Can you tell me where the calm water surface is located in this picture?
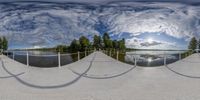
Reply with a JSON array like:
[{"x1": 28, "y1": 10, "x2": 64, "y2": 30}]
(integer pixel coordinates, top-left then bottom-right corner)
[
  {"x1": 7, "y1": 50, "x2": 88, "y2": 67},
  {"x1": 6, "y1": 50, "x2": 187, "y2": 67},
  {"x1": 116, "y1": 50, "x2": 187, "y2": 67}
]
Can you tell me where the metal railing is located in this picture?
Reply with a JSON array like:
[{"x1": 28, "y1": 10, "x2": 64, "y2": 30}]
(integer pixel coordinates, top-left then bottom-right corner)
[
  {"x1": 102, "y1": 49, "x2": 195, "y2": 67},
  {"x1": 3, "y1": 50, "x2": 95, "y2": 68}
]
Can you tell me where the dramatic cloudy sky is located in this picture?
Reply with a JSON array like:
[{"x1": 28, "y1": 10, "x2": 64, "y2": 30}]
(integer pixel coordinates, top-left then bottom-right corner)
[{"x1": 0, "y1": 0, "x2": 200, "y2": 50}]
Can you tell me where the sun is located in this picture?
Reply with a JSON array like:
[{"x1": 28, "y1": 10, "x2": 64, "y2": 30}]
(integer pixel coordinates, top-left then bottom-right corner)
[
  {"x1": 147, "y1": 57, "x2": 152, "y2": 62},
  {"x1": 147, "y1": 38, "x2": 153, "y2": 44},
  {"x1": 33, "y1": 45, "x2": 40, "y2": 49}
]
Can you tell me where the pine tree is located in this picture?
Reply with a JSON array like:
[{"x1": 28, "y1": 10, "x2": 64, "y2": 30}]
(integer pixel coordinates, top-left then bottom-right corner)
[
  {"x1": 79, "y1": 36, "x2": 89, "y2": 51},
  {"x1": 103, "y1": 32, "x2": 110, "y2": 48},
  {"x1": 0, "y1": 37, "x2": 2, "y2": 50},
  {"x1": 188, "y1": 37, "x2": 197, "y2": 51},
  {"x1": 2, "y1": 37, "x2": 8, "y2": 50},
  {"x1": 93, "y1": 35, "x2": 102, "y2": 50},
  {"x1": 69, "y1": 39, "x2": 81, "y2": 52}
]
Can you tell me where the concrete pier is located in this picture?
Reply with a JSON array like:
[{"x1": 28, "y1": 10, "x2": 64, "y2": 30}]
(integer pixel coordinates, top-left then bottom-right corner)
[{"x1": 1, "y1": 51, "x2": 200, "y2": 100}]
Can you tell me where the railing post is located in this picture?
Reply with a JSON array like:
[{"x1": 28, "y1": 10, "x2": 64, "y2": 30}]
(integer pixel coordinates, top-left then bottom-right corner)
[
  {"x1": 78, "y1": 51, "x2": 80, "y2": 60},
  {"x1": 164, "y1": 54, "x2": 166, "y2": 66},
  {"x1": 85, "y1": 51, "x2": 87, "y2": 57},
  {"x1": 12, "y1": 51, "x2": 15, "y2": 60},
  {"x1": 134, "y1": 56, "x2": 137, "y2": 67},
  {"x1": 179, "y1": 53, "x2": 181, "y2": 60},
  {"x1": 109, "y1": 50, "x2": 111, "y2": 56},
  {"x1": 116, "y1": 51, "x2": 119, "y2": 60},
  {"x1": 27, "y1": 51, "x2": 29, "y2": 67},
  {"x1": 185, "y1": 52, "x2": 187, "y2": 57},
  {"x1": 58, "y1": 52, "x2": 61, "y2": 68}
]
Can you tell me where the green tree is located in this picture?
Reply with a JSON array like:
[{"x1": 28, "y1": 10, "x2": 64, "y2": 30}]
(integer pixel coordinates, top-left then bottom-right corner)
[
  {"x1": 2, "y1": 37, "x2": 8, "y2": 50},
  {"x1": 107, "y1": 39, "x2": 113, "y2": 49},
  {"x1": 56, "y1": 45, "x2": 68, "y2": 52},
  {"x1": 112, "y1": 40, "x2": 119, "y2": 49},
  {"x1": 118, "y1": 38, "x2": 126, "y2": 51},
  {"x1": 0, "y1": 37, "x2": 2, "y2": 50},
  {"x1": 69, "y1": 39, "x2": 81, "y2": 52},
  {"x1": 93, "y1": 35, "x2": 102, "y2": 50},
  {"x1": 198, "y1": 39, "x2": 200, "y2": 51},
  {"x1": 79, "y1": 36, "x2": 89, "y2": 51},
  {"x1": 188, "y1": 37, "x2": 197, "y2": 51},
  {"x1": 103, "y1": 32, "x2": 110, "y2": 48},
  {"x1": 121, "y1": 38, "x2": 126, "y2": 50}
]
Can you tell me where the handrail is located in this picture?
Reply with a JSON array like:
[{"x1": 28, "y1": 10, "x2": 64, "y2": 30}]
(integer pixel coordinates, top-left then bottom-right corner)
[
  {"x1": 2, "y1": 50, "x2": 95, "y2": 68},
  {"x1": 102, "y1": 49, "x2": 195, "y2": 67}
]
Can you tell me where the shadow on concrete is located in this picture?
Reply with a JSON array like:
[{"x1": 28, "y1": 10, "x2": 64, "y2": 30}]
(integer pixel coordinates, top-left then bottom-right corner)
[
  {"x1": 0, "y1": 53, "x2": 96, "y2": 89},
  {"x1": 165, "y1": 65, "x2": 200, "y2": 79},
  {"x1": 165, "y1": 53, "x2": 200, "y2": 79},
  {"x1": 0, "y1": 72, "x2": 25, "y2": 79},
  {"x1": 69, "y1": 64, "x2": 136, "y2": 79}
]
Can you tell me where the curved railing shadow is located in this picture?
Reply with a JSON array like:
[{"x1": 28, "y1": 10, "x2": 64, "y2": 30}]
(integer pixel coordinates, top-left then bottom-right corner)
[
  {"x1": 165, "y1": 64, "x2": 200, "y2": 79},
  {"x1": 0, "y1": 53, "x2": 96, "y2": 89},
  {"x1": 164, "y1": 52, "x2": 200, "y2": 79},
  {"x1": 69, "y1": 52, "x2": 137, "y2": 79},
  {"x1": 0, "y1": 72, "x2": 25, "y2": 79},
  {"x1": 178, "y1": 53, "x2": 200, "y2": 63},
  {"x1": 0, "y1": 57, "x2": 25, "y2": 79},
  {"x1": 165, "y1": 53, "x2": 200, "y2": 79},
  {"x1": 69, "y1": 64, "x2": 136, "y2": 79}
]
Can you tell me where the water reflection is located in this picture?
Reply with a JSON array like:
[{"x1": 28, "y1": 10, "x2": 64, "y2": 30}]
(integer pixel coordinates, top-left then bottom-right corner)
[
  {"x1": 147, "y1": 57, "x2": 152, "y2": 62},
  {"x1": 119, "y1": 50, "x2": 186, "y2": 67},
  {"x1": 5, "y1": 50, "x2": 92, "y2": 68}
]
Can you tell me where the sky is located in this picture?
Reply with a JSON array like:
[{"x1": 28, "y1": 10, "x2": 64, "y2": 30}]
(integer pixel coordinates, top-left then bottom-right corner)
[
  {"x1": 0, "y1": 0, "x2": 200, "y2": 50},
  {"x1": 0, "y1": 0, "x2": 200, "y2": 4}
]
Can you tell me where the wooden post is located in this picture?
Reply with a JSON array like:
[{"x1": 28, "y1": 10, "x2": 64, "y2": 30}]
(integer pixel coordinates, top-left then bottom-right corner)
[
  {"x1": 58, "y1": 52, "x2": 61, "y2": 68},
  {"x1": 85, "y1": 51, "x2": 87, "y2": 57}
]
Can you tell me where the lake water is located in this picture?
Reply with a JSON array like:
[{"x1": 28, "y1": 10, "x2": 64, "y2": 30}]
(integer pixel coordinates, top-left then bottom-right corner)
[
  {"x1": 5, "y1": 50, "x2": 188, "y2": 67},
  {"x1": 117, "y1": 50, "x2": 187, "y2": 67},
  {"x1": 6, "y1": 50, "x2": 90, "y2": 67}
]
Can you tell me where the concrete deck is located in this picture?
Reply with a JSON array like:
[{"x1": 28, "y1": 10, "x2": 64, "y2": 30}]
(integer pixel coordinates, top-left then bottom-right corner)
[{"x1": 1, "y1": 51, "x2": 200, "y2": 100}]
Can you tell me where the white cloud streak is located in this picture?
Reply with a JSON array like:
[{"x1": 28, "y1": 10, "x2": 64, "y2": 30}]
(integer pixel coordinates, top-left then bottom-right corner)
[{"x1": 0, "y1": 2, "x2": 199, "y2": 49}]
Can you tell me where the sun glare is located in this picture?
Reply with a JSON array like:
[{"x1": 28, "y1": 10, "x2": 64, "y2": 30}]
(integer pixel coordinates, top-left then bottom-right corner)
[
  {"x1": 147, "y1": 38, "x2": 153, "y2": 44},
  {"x1": 147, "y1": 57, "x2": 152, "y2": 62}
]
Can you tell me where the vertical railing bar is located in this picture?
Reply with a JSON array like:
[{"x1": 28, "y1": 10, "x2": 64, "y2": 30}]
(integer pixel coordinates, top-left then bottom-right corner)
[
  {"x1": 164, "y1": 54, "x2": 166, "y2": 66},
  {"x1": 27, "y1": 51, "x2": 29, "y2": 67},
  {"x1": 134, "y1": 56, "x2": 137, "y2": 67},
  {"x1": 117, "y1": 51, "x2": 119, "y2": 60},
  {"x1": 78, "y1": 51, "x2": 80, "y2": 60},
  {"x1": 58, "y1": 52, "x2": 61, "y2": 68},
  {"x1": 13, "y1": 51, "x2": 15, "y2": 60}
]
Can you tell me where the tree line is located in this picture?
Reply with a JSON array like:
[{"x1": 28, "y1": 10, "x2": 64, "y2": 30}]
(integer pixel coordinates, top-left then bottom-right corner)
[
  {"x1": 56, "y1": 32, "x2": 126, "y2": 53},
  {"x1": 188, "y1": 37, "x2": 200, "y2": 51},
  {"x1": 0, "y1": 36, "x2": 8, "y2": 51}
]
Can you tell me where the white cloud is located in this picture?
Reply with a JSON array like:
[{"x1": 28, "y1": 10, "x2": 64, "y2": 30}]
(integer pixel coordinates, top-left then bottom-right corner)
[
  {"x1": 0, "y1": 2, "x2": 200, "y2": 49},
  {"x1": 126, "y1": 37, "x2": 179, "y2": 49},
  {"x1": 105, "y1": 2, "x2": 200, "y2": 39}
]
